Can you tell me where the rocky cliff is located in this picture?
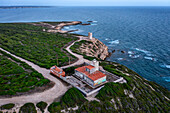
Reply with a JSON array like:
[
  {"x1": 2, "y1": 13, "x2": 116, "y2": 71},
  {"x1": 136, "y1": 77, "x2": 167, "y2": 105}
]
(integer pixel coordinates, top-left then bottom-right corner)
[{"x1": 73, "y1": 38, "x2": 109, "y2": 60}]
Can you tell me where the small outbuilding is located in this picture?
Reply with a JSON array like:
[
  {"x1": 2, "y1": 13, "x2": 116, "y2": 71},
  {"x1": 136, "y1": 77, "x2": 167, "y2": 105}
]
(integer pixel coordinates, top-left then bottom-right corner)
[{"x1": 50, "y1": 65, "x2": 65, "y2": 77}]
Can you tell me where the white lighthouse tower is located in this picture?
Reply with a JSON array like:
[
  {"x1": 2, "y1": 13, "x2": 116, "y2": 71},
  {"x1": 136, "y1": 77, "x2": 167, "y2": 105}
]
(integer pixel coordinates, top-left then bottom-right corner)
[{"x1": 90, "y1": 59, "x2": 99, "y2": 71}]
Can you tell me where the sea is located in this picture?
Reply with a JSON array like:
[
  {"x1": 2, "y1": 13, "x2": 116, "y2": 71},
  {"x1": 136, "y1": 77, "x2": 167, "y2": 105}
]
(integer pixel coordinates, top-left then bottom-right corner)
[{"x1": 0, "y1": 6, "x2": 169, "y2": 90}]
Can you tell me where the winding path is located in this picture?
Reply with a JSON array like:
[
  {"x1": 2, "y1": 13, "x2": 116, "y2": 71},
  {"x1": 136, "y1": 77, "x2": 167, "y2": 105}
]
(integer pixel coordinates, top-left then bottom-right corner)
[
  {"x1": 61, "y1": 36, "x2": 90, "y2": 69},
  {"x1": 0, "y1": 47, "x2": 68, "y2": 106},
  {"x1": 0, "y1": 35, "x2": 89, "y2": 107}
]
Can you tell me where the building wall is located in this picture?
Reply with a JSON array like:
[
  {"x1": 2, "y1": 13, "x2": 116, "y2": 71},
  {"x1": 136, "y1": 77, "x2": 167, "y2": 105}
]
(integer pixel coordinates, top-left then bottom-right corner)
[
  {"x1": 75, "y1": 70, "x2": 94, "y2": 85},
  {"x1": 90, "y1": 59, "x2": 99, "y2": 71},
  {"x1": 94, "y1": 76, "x2": 106, "y2": 86},
  {"x1": 75, "y1": 70, "x2": 83, "y2": 78},
  {"x1": 89, "y1": 68, "x2": 96, "y2": 74}
]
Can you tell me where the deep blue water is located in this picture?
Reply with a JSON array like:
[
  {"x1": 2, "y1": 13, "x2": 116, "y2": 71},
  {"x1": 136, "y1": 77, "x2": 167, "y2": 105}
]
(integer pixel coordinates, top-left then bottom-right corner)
[{"x1": 0, "y1": 6, "x2": 169, "y2": 90}]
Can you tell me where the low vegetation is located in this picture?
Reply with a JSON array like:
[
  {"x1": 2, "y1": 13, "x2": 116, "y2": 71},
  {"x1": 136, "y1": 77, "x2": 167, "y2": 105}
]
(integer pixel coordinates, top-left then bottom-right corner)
[
  {"x1": 63, "y1": 66, "x2": 77, "y2": 76},
  {"x1": 0, "y1": 50, "x2": 50, "y2": 96},
  {"x1": 94, "y1": 61, "x2": 170, "y2": 112},
  {"x1": 0, "y1": 23, "x2": 78, "y2": 68},
  {"x1": 36, "y1": 101, "x2": 48, "y2": 112},
  {"x1": 47, "y1": 87, "x2": 87, "y2": 112},
  {"x1": 4, "y1": 61, "x2": 170, "y2": 112},
  {"x1": 96, "y1": 82, "x2": 128, "y2": 101},
  {"x1": 0, "y1": 103, "x2": 15, "y2": 110},
  {"x1": 0, "y1": 22, "x2": 169, "y2": 112},
  {"x1": 61, "y1": 87, "x2": 87, "y2": 107},
  {"x1": 48, "y1": 61, "x2": 169, "y2": 113},
  {"x1": 19, "y1": 103, "x2": 37, "y2": 113},
  {"x1": 48, "y1": 102, "x2": 62, "y2": 113}
]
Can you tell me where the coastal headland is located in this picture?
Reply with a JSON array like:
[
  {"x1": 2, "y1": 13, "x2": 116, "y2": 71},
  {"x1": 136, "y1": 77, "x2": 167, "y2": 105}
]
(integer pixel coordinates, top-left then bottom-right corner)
[{"x1": 0, "y1": 21, "x2": 169, "y2": 113}]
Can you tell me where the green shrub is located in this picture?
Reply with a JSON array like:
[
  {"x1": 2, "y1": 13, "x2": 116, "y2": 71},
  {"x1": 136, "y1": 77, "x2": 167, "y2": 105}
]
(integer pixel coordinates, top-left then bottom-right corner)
[
  {"x1": 0, "y1": 52, "x2": 50, "y2": 96},
  {"x1": 0, "y1": 23, "x2": 78, "y2": 68},
  {"x1": 0, "y1": 103, "x2": 15, "y2": 110},
  {"x1": 61, "y1": 87, "x2": 87, "y2": 107},
  {"x1": 64, "y1": 67, "x2": 76, "y2": 75},
  {"x1": 48, "y1": 102, "x2": 61, "y2": 113},
  {"x1": 36, "y1": 101, "x2": 48, "y2": 112},
  {"x1": 96, "y1": 82, "x2": 126, "y2": 101},
  {"x1": 19, "y1": 103, "x2": 37, "y2": 113}
]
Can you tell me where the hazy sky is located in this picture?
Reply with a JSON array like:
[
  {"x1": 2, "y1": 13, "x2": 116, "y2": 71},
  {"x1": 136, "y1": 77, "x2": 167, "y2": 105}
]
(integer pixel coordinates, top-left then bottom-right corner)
[{"x1": 1, "y1": 0, "x2": 170, "y2": 6}]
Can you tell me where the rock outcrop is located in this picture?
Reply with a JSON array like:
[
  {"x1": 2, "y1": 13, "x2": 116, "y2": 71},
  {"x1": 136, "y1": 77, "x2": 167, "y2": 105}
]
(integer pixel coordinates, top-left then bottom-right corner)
[{"x1": 78, "y1": 38, "x2": 109, "y2": 60}]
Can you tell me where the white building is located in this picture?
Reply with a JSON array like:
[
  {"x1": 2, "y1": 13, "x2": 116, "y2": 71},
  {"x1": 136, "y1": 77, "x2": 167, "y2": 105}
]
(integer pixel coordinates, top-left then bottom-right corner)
[{"x1": 75, "y1": 59, "x2": 106, "y2": 87}]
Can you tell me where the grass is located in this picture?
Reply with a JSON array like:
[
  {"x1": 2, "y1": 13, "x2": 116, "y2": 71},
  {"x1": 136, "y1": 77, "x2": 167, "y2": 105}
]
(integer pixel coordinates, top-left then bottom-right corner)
[
  {"x1": 0, "y1": 50, "x2": 50, "y2": 96},
  {"x1": 0, "y1": 23, "x2": 78, "y2": 68}
]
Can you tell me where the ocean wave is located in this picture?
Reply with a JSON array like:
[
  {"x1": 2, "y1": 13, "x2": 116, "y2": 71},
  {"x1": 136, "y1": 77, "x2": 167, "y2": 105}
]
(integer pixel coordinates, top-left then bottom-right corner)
[
  {"x1": 91, "y1": 24, "x2": 97, "y2": 26},
  {"x1": 135, "y1": 48, "x2": 150, "y2": 54},
  {"x1": 105, "y1": 38, "x2": 109, "y2": 40},
  {"x1": 162, "y1": 77, "x2": 170, "y2": 82},
  {"x1": 93, "y1": 21, "x2": 98, "y2": 23},
  {"x1": 144, "y1": 56, "x2": 157, "y2": 61},
  {"x1": 146, "y1": 53, "x2": 155, "y2": 57},
  {"x1": 109, "y1": 40, "x2": 119, "y2": 44},
  {"x1": 128, "y1": 51, "x2": 135, "y2": 55},
  {"x1": 160, "y1": 64, "x2": 170, "y2": 69},
  {"x1": 64, "y1": 27, "x2": 70, "y2": 29},
  {"x1": 117, "y1": 58, "x2": 123, "y2": 60},
  {"x1": 129, "y1": 54, "x2": 140, "y2": 58}
]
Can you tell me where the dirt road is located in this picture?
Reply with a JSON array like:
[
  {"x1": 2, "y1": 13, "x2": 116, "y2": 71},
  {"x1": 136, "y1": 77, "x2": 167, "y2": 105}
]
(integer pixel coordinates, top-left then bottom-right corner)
[{"x1": 0, "y1": 48, "x2": 68, "y2": 106}]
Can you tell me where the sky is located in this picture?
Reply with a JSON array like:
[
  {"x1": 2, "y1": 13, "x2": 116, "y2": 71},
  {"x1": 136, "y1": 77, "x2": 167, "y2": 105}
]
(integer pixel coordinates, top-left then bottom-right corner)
[{"x1": 1, "y1": 0, "x2": 170, "y2": 6}]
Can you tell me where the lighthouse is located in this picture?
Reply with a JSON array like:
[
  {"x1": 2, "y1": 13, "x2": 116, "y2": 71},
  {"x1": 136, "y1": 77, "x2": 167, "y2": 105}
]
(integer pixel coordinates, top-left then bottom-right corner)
[{"x1": 88, "y1": 32, "x2": 93, "y2": 40}]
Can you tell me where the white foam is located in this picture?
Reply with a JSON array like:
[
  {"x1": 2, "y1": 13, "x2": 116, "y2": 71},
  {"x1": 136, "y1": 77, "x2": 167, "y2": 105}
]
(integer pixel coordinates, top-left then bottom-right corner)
[
  {"x1": 105, "y1": 38, "x2": 108, "y2": 40},
  {"x1": 128, "y1": 51, "x2": 134, "y2": 55},
  {"x1": 162, "y1": 77, "x2": 170, "y2": 82},
  {"x1": 109, "y1": 40, "x2": 119, "y2": 44},
  {"x1": 129, "y1": 54, "x2": 140, "y2": 58},
  {"x1": 64, "y1": 27, "x2": 69, "y2": 29},
  {"x1": 93, "y1": 21, "x2": 98, "y2": 23},
  {"x1": 146, "y1": 53, "x2": 155, "y2": 57},
  {"x1": 144, "y1": 56, "x2": 152, "y2": 60},
  {"x1": 135, "y1": 48, "x2": 150, "y2": 54},
  {"x1": 91, "y1": 24, "x2": 97, "y2": 26},
  {"x1": 160, "y1": 64, "x2": 170, "y2": 69},
  {"x1": 117, "y1": 58, "x2": 123, "y2": 60}
]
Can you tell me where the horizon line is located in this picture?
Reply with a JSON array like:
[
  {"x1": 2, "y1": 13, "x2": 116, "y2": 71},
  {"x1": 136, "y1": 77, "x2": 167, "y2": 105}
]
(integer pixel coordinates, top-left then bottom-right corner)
[{"x1": 1, "y1": 5, "x2": 170, "y2": 7}]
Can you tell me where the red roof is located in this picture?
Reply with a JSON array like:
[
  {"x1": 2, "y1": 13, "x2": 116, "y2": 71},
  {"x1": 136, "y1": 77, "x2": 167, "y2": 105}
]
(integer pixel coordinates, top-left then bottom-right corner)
[
  {"x1": 75, "y1": 66, "x2": 106, "y2": 81},
  {"x1": 51, "y1": 66, "x2": 61, "y2": 72},
  {"x1": 50, "y1": 65, "x2": 65, "y2": 77},
  {"x1": 86, "y1": 65, "x2": 95, "y2": 69}
]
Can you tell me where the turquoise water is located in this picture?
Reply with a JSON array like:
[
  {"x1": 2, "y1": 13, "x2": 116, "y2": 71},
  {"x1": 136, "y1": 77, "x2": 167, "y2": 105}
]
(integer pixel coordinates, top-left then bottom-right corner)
[{"x1": 0, "y1": 6, "x2": 169, "y2": 90}]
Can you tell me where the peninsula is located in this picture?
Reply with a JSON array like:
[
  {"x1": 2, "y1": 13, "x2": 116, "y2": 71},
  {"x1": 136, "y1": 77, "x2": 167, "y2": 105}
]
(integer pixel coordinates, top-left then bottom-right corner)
[{"x1": 0, "y1": 21, "x2": 169, "y2": 113}]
